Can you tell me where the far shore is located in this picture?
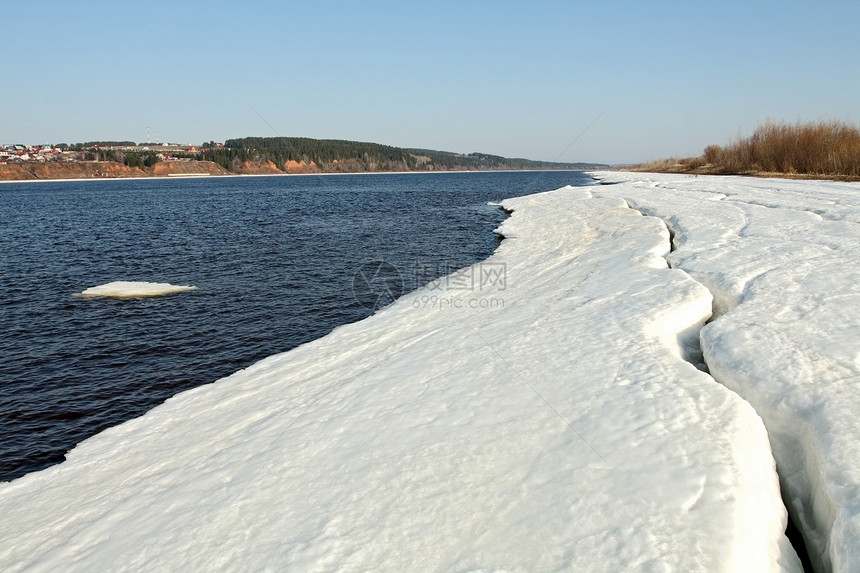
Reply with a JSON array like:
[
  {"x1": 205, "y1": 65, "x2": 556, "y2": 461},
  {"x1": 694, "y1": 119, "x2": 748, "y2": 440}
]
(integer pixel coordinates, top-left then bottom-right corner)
[
  {"x1": 0, "y1": 164, "x2": 587, "y2": 185},
  {"x1": 6, "y1": 162, "x2": 857, "y2": 186}
]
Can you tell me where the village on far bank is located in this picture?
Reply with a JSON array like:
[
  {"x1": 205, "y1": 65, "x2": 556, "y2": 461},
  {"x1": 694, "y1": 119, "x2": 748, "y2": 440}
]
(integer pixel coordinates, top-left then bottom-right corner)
[{"x1": 0, "y1": 142, "x2": 219, "y2": 165}]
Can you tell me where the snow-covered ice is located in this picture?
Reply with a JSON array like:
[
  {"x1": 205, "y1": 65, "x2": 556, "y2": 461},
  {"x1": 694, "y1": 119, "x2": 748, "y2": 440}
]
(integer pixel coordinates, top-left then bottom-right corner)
[
  {"x1": 0, "y1": 184, "x2": 801, "y2": 571},
  {"x1": 75, "y1": 280, "x2": 198, "y2": 298},
  {"x1": 592, "y1": 171, "x2": 860, "y2": 571}
]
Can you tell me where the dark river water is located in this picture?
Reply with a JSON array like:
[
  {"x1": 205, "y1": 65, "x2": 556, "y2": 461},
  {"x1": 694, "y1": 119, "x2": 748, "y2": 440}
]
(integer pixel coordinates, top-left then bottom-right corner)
[{"x1": 0, "y1": 170, "x2": 593, "y2": 481}]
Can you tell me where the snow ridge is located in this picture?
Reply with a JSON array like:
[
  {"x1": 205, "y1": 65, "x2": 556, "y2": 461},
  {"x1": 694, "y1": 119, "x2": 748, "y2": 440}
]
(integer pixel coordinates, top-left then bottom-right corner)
[
  {"x1": 621, "y1": 200, "x2": 710, "y2": 371},
  {"x1": 593, "y1": 171, "x2": 860, "y2": 572}
]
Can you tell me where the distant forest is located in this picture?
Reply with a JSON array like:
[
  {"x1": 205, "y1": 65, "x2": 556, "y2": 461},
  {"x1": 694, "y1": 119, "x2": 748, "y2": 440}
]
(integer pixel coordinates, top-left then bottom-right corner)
[{"x1": 200, "y1": 137, "x2": 605, "y2": 173}]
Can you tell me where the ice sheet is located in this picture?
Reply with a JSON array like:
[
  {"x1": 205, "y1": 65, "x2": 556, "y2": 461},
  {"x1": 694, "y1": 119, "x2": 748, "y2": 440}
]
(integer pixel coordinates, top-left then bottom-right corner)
[
  {"x1": 592, "y1": 171, "x2": 860, "y2": 571},
  {"x1": 0, "y1": 186, "x2": 798, "y2": 571},
  {"x1": 75, "y1": 280, "x2": 198, "y2": 298}
]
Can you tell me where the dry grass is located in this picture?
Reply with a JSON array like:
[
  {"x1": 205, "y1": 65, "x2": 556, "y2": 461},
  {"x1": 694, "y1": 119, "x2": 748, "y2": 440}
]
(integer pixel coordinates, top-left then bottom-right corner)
[
  {"x1": 630, "y1": 119, "x2": 860, "y2": 180},
  {"x1": 629, "y1": 156, "x2": 707, "y2": 173}
]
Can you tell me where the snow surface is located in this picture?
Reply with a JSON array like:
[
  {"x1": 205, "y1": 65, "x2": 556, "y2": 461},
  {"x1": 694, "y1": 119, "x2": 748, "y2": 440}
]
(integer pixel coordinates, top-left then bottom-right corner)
[
  {"x1": 75, "y1": 280, "x2": 198, "y2": 298},
  {"x1": 0, "y1": 185, "x2": 802, "y2": 571},
  {"x1": 592, "y1": 171, "x2": 860, "y2": 571}
]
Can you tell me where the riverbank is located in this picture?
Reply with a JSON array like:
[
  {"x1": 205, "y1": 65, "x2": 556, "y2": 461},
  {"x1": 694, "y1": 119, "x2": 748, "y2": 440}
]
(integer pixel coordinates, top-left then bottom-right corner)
[
  {"x1": 0, "y1": 160, "x2": 232, "y2": 181},
  {"x1": 0, "y1": 158, "x2": 603, "y2": 182},
  {"x1": 624, "y1": 160, "x2": 860, "y2": 182}
]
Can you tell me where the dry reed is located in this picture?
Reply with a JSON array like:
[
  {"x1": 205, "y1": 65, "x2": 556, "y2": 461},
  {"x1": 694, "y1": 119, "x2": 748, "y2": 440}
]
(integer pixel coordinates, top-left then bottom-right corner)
[{"x1": 632, "y1": 119, "x2": 860, "y2": 179}]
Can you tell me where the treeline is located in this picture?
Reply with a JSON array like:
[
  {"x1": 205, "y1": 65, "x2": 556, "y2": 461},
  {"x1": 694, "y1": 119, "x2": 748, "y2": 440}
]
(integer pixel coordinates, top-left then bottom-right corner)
[
  {"x1": 404, "y1": 148, "x2": 599, "y2": 171},
  {"x1": 200, "y1": 136, "x2": 601, "y2": 173},
  {"x1": 634, "y1": 119, "x2": 860, "y2": 179},
  {"x1": 71, "y1": 147, "x2": 163, "y2": 167},
  {"x1": 119, "y1": 151, "x2": 162, "y2": 168},
  {"x1": 67, "y1": 141, "x2": 138, "y2": 150},
  {"x1": 202, "y1": 137, "x2": 418, "y2": 172}
]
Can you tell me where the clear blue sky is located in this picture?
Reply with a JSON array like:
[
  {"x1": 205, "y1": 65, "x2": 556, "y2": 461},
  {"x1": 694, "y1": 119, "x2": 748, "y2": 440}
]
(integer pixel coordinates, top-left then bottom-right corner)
[{"x1": 4, "y1": 0, "x2": 859, "y2": 164}]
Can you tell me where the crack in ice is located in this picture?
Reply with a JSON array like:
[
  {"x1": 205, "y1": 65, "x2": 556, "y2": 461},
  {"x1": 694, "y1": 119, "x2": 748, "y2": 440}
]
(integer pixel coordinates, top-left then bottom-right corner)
[{"x1": 595, "y1": 171, "x2": 860, "y2": 572}]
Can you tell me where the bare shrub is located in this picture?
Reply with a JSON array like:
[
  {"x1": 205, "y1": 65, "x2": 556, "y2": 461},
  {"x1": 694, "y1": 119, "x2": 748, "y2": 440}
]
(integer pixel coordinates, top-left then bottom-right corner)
[{"x1": 700, "y1": 119, "x2": 860, "y2": 177}]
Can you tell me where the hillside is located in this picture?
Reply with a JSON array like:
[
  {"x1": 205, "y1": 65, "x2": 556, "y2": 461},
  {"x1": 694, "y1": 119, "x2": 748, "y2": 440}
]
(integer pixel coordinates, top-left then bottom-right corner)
[
  {"x1": 202, "y1": 137, "x2": 605, "y2": 174},
  {"x1": 403, "y1": 148, "x2": 602, "y2": 171},
  {"x1": 1, "y1": 137, "x2": 606, "y2": 181},
  {"x1": 0, "y1": 161, "x2": 230, "y2": 181}
]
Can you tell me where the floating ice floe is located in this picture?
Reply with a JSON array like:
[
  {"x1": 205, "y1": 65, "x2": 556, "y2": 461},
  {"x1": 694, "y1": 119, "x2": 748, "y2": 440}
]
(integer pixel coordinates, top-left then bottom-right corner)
[
  {"x1": 592, "y1": 171, "x2": 860, "y2": 571},
  {"x1": 0, "y1": 184, "x2": 801, "y2": 571},
  {"x1": 75, "y1": 281, "x2": 197, "y2": 298}
]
